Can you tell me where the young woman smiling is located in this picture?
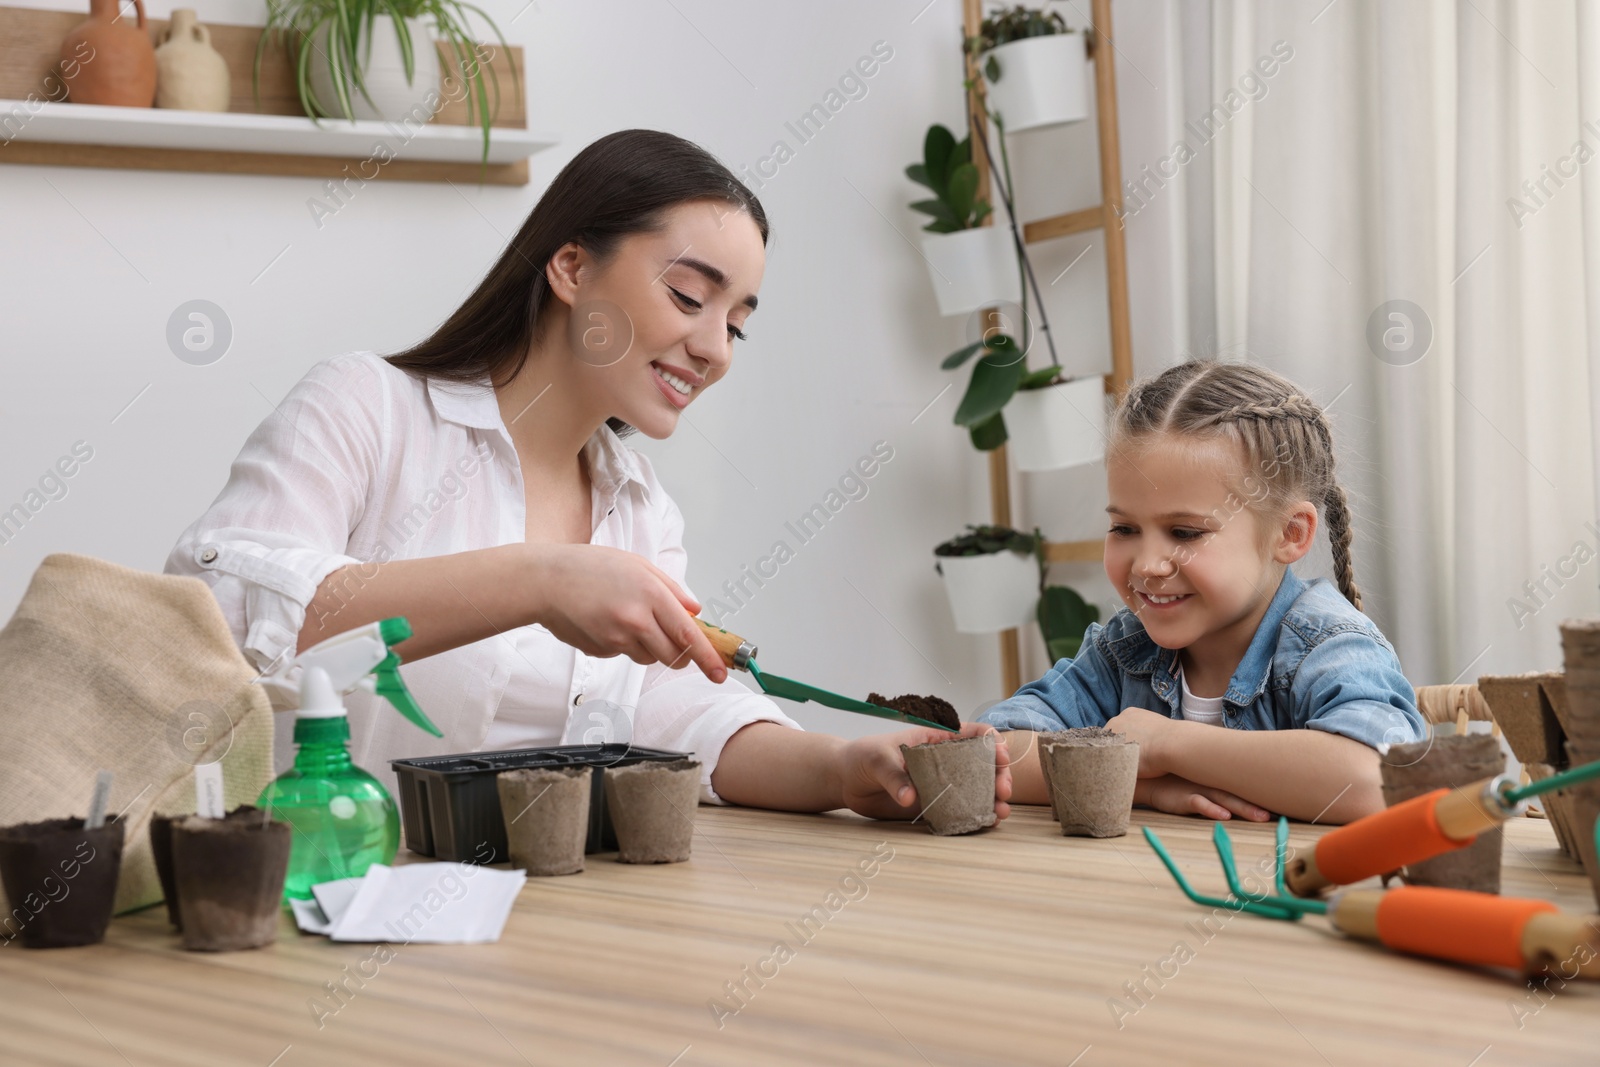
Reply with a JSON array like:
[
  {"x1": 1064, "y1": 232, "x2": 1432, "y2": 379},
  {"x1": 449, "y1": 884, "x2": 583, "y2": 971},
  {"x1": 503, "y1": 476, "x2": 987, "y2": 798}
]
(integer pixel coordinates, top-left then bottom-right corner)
[{"x1": 166, "y1": 129, "x2": 1009, "y2": 822}]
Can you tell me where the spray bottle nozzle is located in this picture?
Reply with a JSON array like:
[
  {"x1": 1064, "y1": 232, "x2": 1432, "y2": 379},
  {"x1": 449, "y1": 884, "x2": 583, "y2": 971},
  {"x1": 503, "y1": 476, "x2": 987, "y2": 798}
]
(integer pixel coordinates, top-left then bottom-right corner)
[{"x1": 277, "y1": 616, "x2": 443, "y2": 738}]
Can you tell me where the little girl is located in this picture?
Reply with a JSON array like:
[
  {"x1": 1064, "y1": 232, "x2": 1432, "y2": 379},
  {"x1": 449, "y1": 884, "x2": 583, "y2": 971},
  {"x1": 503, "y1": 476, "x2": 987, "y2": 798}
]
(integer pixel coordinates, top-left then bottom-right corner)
[{"x1": 980, "y1": 360, "x2": 1424, "y2": 824}]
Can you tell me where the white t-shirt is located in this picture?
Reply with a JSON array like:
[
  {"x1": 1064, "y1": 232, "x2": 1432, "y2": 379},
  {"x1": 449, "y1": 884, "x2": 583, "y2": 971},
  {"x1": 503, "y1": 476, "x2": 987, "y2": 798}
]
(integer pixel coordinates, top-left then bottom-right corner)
[
  {"x1": 164, "y1": 351, "x2": 802, "y2": 803},
  {"x1": 1177, "y1": 664, "x2": 1227, "y2": 726}
]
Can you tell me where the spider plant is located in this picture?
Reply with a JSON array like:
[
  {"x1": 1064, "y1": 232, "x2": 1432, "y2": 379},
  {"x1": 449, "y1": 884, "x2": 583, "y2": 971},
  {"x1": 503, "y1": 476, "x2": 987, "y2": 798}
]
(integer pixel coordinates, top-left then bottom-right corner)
[{"x1": 253, "y1": 0, "x2": 520, "y2": 167}]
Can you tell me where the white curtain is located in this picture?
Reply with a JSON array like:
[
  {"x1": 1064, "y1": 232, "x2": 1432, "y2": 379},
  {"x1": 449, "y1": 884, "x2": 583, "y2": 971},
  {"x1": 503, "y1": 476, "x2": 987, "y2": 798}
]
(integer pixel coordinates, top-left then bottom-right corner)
[{"x1": 1133, "y1": 0, "x2": 1599, "y2": 684}]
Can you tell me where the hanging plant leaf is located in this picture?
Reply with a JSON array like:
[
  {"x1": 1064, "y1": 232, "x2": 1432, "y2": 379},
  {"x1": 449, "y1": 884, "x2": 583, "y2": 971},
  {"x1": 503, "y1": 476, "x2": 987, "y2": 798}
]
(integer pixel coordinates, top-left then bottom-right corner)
[
  {"x1": 924, "y1": 124, "x2": 956, "y2": 193},
  {"x1": 945, "y1": 163, "x2": 979, "y2": 227},
  {"x1": 911, "y1": 198, "x2": 960, "y2": 230},
  {"x1": 905, "y1": 163, "x2": 936, "y2": 191},
  {"x1": 981, "y1": 332, "x2": 1025, "y2": 368},
  {"x1": 985, "y1": 54, "x2": 1001, "y2": 82},
  {"x1": 1017, "y1": 365, "x2": 1065, "y2": 390},
  {"x1": 969, "y1": 411, "x2": 1008, "y2": 450},
  {"x1": 941, "y1": 340, "x2": 988, "y2": 371},
  {"x1": 953, "y1": 352, "x2": 1023, "y2": 427},
  {"x1": 1038, "y1": 585, "x2": 1099, "y2": 662}
]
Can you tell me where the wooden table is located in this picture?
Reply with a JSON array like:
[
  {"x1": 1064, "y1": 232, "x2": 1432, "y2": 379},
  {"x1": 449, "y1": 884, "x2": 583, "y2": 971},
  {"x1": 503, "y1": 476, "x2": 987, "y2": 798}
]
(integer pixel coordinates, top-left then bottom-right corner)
[{"x1": 2, "y1": 805, "x2": 1596, "y2": 1067}]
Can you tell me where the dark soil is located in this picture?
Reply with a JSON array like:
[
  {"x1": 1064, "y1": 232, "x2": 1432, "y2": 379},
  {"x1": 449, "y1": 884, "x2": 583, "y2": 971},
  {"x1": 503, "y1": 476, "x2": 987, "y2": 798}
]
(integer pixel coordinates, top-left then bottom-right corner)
[{"x1": 868, "y1": 693, "x2": 960, "y2": 730}]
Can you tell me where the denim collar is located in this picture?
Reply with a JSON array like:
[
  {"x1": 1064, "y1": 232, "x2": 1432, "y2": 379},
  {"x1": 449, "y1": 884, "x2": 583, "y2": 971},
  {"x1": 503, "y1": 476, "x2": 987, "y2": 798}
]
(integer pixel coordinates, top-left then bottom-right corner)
[{"x1": 1107, "y1": 567, "x2": 1306, "y2": 708}]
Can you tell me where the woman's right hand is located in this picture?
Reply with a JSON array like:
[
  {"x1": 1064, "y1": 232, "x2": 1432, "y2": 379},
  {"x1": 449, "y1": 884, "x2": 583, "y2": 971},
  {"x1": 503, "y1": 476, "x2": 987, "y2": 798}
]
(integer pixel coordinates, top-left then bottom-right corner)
[
  {"x1": 1135, "y1": 774, "x2": 1271, "y2": 822},
  {"x1": 524, "y1": 543, "x2": 727, "y2": 683}
]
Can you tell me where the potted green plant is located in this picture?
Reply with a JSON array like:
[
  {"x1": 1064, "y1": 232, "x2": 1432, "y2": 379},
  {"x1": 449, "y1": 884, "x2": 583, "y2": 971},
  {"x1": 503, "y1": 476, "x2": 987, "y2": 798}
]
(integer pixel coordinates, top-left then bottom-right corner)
[
  {"x1": 966, "y1": 3, "x2": 1088, "y2": 132},
  {"x1": 934, "y1": 95, "x2": 1106, "y2": 468},
  {"x1": 908, "y1": 123, "x2": 1022, "y2": 317},
  {"x1": 253, "y1": 0, "x2": 518, "y2": 165},
  {"x1": 934, "y1": 525, "x2": 1099, "y2": 657}
]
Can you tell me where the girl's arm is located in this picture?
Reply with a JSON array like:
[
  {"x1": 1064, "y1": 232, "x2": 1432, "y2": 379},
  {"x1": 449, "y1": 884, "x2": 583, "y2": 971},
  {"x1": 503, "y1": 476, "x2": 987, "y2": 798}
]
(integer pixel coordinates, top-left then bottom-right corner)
[
  {"x1": 711, "y1": 721, "x2": 1013, "y2": 821},
  {"x1": 1109, "y1": 708, "x2": 1384, "y2": 823}
]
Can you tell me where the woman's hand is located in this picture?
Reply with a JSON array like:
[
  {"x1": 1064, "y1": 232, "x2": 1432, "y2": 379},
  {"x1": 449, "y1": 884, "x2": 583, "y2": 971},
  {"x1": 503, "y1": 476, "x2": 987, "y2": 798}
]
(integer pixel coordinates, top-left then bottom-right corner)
[
  {"x1": 1135, "y1": 774, "x2": 1271, "y2": 822},
  {"x1": 523, "y1": 543, "x2": 727, "y2": 682},
  {"x1": 834, "y1": 722, "x2": 1012, "y2": 822}
]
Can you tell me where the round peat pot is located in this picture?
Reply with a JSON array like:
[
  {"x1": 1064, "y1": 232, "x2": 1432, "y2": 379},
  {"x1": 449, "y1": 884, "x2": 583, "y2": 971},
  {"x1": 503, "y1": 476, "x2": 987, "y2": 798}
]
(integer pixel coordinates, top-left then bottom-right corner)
[
  {"x1": 937, "y1": 549, "x2": 1039, "y2": 634},
  {"x1": 1005, "y1": 376, "x2": 1107, "y2": 472},
  {"x1": 919, "y1": 225, "x2": 1023, "y2": 317},
  {"x1": 1041, "y1": 732, "x2": 1139, "y2": 837},
  {"x1": 604, "y1": 759, "x2": 702, "y2": 864},
  {"x1": 497, "y1": 766, "x2": 592, "y2": 876},
  {"x1": 0, "y1": 817, "x2": 124, "y2": 948},
  {"x1": 900, "y1": 734, "x2": 998, "y2": 836},
  {"x1": 1563, "y1": 738, "x2": 1600, "y2": 909},
  {"x1": 980, "y1": 31, "x2": 1089, "y2": 132},
  {"x1": 148, "y1": 812, "x2": 182, "y2": 929},
  {"x1": 171, "y1": 809, "x2": 291, "y2": 951}
]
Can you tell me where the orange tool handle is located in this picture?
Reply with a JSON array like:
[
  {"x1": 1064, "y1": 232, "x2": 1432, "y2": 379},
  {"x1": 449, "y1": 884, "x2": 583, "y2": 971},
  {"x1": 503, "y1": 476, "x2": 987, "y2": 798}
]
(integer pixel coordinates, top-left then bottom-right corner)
[
  {"x1": 1328, "y1": 887, "x2": 1600, "y2": 976},
  {"x1": 1287, "y1": 789, "x2": 1461, "y2": 893},
  {"x1": 694, "y1": 617, "x2": 755, "y2": 671}
]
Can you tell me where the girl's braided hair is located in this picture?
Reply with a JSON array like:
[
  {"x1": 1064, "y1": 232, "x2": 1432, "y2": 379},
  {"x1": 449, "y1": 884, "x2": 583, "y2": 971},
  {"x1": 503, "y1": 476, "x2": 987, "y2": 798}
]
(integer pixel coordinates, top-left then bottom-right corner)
[{"x1": 1108, "y1": 360, "x2": 1363, "y2": 611}]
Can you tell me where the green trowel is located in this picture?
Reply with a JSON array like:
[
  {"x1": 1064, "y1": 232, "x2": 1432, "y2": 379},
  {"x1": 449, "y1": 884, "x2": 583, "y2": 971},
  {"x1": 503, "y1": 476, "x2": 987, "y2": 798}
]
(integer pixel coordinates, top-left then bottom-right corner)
[{"x1": 694, "y1": 618, "x2": 958, "y2": 733}]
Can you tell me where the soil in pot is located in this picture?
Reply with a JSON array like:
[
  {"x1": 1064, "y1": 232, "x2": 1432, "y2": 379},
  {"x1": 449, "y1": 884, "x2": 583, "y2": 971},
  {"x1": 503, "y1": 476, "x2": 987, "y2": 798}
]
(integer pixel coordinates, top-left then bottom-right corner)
[
  {"x1": 1379, "y1": 735, "x2": 1505, "y2": 894},
  {"x1": 900, "y1": 734, "x2": 997, "y2": 836},
  {"x1": 1040, "y1": 730, "x2": 1139, "y2": 837},
  {"x1": 0, "y1": 816, "x2": 124, "y2": 948},
  {"x1": 171, "y1": 808, "x2": 291, "y2": 952},
  {"x1": 868, "y1": 693, "x2": 960, "y2": 730},
  {"x1": 603, "y1": 759, "x2": 702, "y2": 864},
  {"x1": 497, "y1": 766, "x2": 592, "y2": 876}
]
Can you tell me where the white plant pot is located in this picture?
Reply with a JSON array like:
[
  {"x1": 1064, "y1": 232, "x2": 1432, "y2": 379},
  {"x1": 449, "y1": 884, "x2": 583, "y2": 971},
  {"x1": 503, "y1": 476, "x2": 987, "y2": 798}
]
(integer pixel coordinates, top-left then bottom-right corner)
[
  {"x1": 981, "y1": 32, "x2": 1089, "y2": 133},
  {"x1": 937, "y1": 550, "x2": 1039, "y2": 634},
  {"x1": 1006, "y1": 376, "x2": 1107, "y2": 472},
  {"x1": 920, "y1": 226, "x2": 1023, "y2": 317},
  {"x1": 308, "y1": 17, "x2": 442, "y2": 123}
]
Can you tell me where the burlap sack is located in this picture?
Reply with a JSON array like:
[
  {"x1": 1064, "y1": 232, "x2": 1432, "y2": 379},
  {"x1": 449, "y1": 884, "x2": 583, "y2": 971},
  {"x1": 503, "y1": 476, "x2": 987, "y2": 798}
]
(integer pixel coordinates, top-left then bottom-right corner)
[{"x1": 0, "y1": 554, "x2": 272, "y2": 916}]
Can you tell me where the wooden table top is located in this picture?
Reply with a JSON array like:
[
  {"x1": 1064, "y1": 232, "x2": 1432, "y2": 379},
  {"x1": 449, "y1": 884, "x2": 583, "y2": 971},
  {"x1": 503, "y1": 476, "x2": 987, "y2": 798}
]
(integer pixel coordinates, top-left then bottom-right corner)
[{"x1": 2, "y1": 804, "x2": 1595, "y2": 1067}]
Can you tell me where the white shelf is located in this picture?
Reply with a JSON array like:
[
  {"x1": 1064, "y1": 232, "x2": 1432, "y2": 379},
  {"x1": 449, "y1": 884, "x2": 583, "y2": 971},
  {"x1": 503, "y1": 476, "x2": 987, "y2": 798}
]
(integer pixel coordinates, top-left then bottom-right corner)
[{"x1": 0, "y1": 98, "x2": 556, "y2": 165}]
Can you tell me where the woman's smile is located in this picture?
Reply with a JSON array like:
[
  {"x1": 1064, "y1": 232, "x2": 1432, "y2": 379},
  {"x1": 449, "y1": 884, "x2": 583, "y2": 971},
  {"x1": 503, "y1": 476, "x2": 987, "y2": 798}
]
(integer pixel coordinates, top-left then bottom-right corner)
[{"x1": 650, "y1": 361, "x2": 699, "y2": 408}]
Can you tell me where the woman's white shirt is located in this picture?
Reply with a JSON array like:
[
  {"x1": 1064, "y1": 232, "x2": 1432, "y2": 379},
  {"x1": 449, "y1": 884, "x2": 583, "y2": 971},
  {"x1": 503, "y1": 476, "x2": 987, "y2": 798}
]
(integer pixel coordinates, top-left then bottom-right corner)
[{"x1": 163, "y1": 350, "x2": 802, "y2": 802}]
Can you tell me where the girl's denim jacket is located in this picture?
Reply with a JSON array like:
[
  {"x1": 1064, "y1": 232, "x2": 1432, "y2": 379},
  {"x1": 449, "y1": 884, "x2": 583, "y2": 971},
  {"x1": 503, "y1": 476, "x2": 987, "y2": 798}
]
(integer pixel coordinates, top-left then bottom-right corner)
[{"x1": 978, "y1": 568, "x2": 1425, "y2": 750}]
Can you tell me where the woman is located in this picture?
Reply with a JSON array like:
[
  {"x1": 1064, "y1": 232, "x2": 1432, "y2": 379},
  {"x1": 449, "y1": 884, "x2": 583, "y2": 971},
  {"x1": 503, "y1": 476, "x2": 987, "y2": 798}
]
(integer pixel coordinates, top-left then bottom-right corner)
[{"x1": 165, "y1": 129, "x2": 1010, "y2": 821}]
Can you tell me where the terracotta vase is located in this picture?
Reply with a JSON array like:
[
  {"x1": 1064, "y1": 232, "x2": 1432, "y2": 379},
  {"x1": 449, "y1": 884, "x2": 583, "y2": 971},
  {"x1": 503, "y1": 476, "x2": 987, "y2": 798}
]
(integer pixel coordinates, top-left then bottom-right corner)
[
  {"x1": 155, "y1": 9, "x2": 230, "y2": 112},
  {"x1": 59, "y1": 0, "x2": 157, "y2": 107}
]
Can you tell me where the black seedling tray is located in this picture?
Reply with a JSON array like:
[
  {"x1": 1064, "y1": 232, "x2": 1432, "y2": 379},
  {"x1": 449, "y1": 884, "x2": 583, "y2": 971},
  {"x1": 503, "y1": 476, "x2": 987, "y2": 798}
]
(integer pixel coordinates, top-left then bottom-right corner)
[{"x1": 390, "y1": 744, "x2": 689, "y2": 863}]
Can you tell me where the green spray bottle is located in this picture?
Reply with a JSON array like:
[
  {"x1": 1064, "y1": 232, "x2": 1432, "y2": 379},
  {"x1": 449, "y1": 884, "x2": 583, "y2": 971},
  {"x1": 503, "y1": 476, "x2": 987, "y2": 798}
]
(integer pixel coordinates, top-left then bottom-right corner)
[{"x1": 257, "y1": 618, "x2": 442, "y2": 900}]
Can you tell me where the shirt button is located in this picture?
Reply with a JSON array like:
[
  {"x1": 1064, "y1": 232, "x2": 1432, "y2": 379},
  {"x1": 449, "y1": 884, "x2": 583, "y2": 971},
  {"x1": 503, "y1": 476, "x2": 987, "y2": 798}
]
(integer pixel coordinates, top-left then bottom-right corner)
[
  {"x1": 573, "y1": 693, "x2": 584, "y2": 706},
  {"x1": 198, "y1": 547, "x2": 218, "y2": 564}
]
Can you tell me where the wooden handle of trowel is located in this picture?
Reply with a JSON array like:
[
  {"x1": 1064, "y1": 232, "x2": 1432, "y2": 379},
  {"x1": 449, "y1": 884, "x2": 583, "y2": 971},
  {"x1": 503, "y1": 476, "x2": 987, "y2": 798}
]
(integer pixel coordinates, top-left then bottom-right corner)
[
  {"x1": 1328, "y1": 887, "x2": 1600, "y2": 978},
  {"x1": 694, "y1": 617, "x2": 756, "y2": 671}
]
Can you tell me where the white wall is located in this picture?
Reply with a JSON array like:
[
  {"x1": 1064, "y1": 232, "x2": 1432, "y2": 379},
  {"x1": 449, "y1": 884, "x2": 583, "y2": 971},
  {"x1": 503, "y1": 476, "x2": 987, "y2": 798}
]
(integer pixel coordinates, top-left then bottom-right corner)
[{"x1": 1, "y1": 1, "x2": 1187, "y2": 743}]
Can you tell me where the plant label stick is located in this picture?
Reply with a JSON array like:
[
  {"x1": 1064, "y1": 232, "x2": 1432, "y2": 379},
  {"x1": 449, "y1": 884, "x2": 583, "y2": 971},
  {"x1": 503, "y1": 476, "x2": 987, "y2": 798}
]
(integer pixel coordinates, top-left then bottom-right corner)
[
  {"x1": 85, "y1": 769, "x2": 113, "y2": 829},
  {"x1": 195, "y1": 762, "x2": 225, "y2": 819}
]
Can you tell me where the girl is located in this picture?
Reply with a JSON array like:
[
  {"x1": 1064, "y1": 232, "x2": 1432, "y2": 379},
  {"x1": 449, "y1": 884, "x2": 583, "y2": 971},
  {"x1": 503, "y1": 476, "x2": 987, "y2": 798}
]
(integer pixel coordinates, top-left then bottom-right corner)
[
  {"x1": 165, "y1": 129, "x2": 1009, "y2": 824},
  {"x1": 980, "y1": 360, "x2": 1423, "y2": 824}
]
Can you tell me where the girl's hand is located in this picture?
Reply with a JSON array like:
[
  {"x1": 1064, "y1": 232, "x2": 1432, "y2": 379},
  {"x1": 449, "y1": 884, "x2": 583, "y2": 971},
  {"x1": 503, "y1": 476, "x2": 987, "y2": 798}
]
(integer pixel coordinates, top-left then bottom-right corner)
[
  {"x1": 835, "y1": 722, "x2": 1013, "y2": 822},
  {"x1": 524, "y1": 543, "x2": 728, "y2": 682},
  {"x1": 1106, "y1": 706, "x2": 1177, "y2": 776},
  {"x1": 1136, "y1": 774, "x2": 1272, "y2": 822}
]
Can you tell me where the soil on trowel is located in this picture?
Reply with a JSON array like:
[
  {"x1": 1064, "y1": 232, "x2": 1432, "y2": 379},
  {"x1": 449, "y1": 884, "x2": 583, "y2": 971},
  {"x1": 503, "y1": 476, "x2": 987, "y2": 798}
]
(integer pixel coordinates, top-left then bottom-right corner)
[{"x1": 867, "y1": 693, "x2": 960, "y2": 730}]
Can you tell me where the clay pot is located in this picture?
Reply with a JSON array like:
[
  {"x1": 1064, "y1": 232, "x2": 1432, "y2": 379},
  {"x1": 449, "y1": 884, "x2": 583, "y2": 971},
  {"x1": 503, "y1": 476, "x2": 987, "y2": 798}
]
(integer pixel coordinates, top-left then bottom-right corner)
[
  {"x1": 900, "y1": 735, "x2": 998, "y2": 836},
  {"x1": 171, "y1": 809, "x2": 290, "y2": 951},
  {"x1": 1380, "y1": 735, "x2": 1505, "y2": 894},
  {"x1": 60, "y1": 0, "x2": 158, "y2": 107},
  {"x1": 1040, "y1": 731, "x2": 1139, "y2": 837},
  {"x1": 0, "y1": 817, "x2": 124, "y2": 948},
  {"x1": 603, "y1": 759, "x2": 701, "y2": 863},
  {"x1": 497, "y1": 767, "x2": 591, "y2": 876},
  {"x1": 154, "y1": 9, "x2": 230, "y2": 112},
  {"x1": 148, "y1": 812, "x2": 182, "y2": 928}
]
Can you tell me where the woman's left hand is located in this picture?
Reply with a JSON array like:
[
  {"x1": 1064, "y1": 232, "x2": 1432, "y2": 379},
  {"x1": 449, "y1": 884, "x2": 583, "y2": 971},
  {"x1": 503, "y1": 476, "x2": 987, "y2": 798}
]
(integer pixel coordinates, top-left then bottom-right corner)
[{"x1": 834, "y1": 721, "x2": 1012, "y2": 822}]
